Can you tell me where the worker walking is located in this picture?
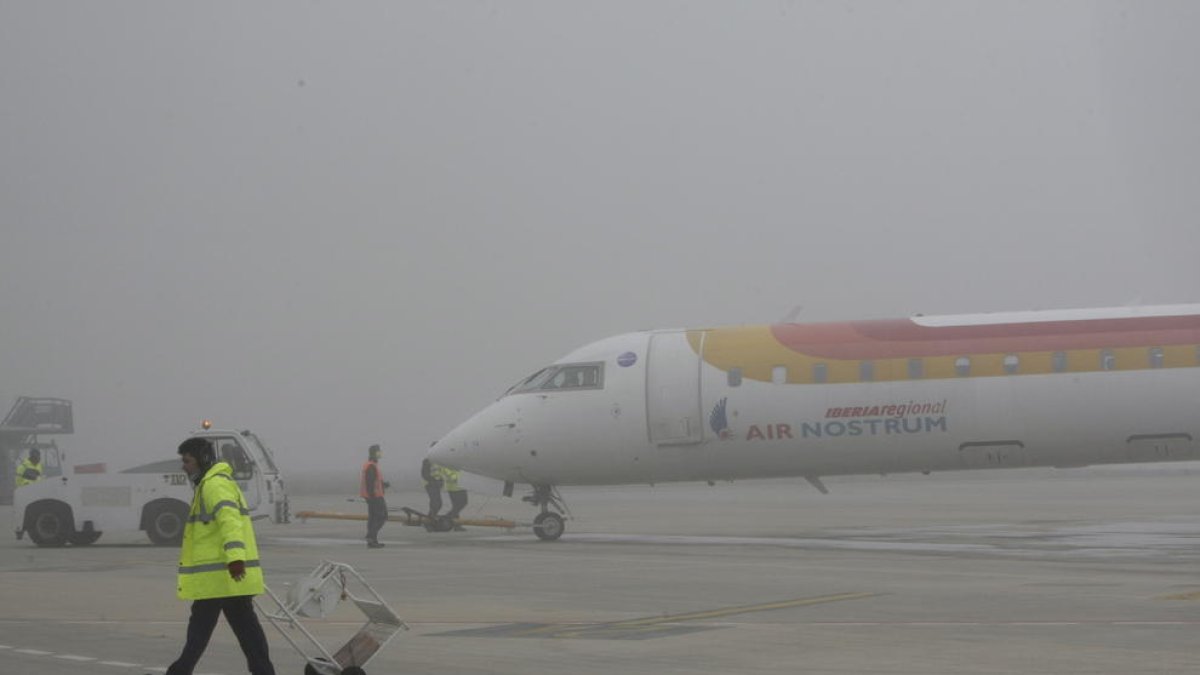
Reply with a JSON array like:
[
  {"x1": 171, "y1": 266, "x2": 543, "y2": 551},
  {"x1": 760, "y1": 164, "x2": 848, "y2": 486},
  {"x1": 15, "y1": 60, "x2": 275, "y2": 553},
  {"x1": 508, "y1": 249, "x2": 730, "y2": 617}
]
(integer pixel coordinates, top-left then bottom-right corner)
[
  {"x1": 163, "y1": 437, "x2": 276, "y2": 675},
  {"x1": 360, "y1": 444, "x2": 388, "y2": 549},
  {"x1": 15, "y1": 448, "x2": 43, "y2": 487},
  {"x1": 442, "y1": 465, "x2": 468, "y2": 531}
]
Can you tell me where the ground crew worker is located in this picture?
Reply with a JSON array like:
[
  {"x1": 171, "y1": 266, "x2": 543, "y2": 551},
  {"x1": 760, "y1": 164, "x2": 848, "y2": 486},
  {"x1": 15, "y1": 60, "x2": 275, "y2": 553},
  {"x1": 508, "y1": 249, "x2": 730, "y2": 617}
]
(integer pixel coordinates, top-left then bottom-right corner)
[
  {"x1": 442, "y1": 465, "x2": 468, "y2": 530},
  {"x1": 421, "y1": 457, "x2": 443, "y2": 520},
  {"x1": 162, "y1": 437, "x2": 276, "y2": 675},
  {"x1": 15, "y1": 448, "x2": 43, "y2": 487},
  {"x1": 361, "y1": 444, "x2": 389, "y2": 549}
]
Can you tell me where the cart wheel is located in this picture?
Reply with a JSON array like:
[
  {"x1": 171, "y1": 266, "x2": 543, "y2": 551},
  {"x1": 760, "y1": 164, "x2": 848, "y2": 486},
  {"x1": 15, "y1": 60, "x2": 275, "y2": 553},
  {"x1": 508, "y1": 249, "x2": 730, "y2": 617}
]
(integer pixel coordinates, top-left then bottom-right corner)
[
  {"x1": 533, "y1": 512, "x2": 564, "y2": 541},
  {"x1": 341, "y1": 667, "x2": 367, "y2": 675}
]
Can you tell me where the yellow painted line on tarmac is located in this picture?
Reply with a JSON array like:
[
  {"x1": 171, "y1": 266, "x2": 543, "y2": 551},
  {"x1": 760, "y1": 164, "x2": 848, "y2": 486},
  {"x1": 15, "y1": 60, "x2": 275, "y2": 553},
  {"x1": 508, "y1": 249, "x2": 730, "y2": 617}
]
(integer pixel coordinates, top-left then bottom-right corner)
[
  {"x1": 610, "y1": 592, "x2": 880, "y2": 628},
  {"x1": 509, "y1": 623, "x2": 580, "y2": 637},
  {"x1": 1158, "y1": 590, "x2": 1200, "y2": 601}
]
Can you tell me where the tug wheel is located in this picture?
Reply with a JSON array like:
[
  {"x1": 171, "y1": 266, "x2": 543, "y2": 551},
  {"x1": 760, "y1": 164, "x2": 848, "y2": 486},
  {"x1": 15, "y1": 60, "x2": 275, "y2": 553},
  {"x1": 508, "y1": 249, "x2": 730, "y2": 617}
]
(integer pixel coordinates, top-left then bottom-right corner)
[
  {"x1": 145, "y1": 500, "x2": 188, "y2": 546},
  {"x1": 533, "y1": 512, "x2": 564, "y2": 541},
  {"x1": 27, "y1": 502, "x2": 73, "y2": 547}
]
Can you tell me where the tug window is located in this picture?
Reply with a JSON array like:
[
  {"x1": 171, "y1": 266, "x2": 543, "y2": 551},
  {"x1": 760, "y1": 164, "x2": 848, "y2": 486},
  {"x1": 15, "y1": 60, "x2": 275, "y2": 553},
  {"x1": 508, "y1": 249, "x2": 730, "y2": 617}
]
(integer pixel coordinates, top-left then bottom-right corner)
[
  {"x1": 1101, "y1": 350, "x2": 1116, "y2": 371},
  {"x1": 859, "y1": 360, "x2": 874, "y2": 382},
  {"x1": 1149, "y1": 347, "x2": 1164, "y2": 368},
  {"x1": 772, "y1": 365, "x2": 788, "y2": 384},
  {"x1": 812, "y1": 363, "x2": 828, "y2": 383},
  {"x1": 1052, "y1": 351, "x2": 1068, "y2": 373},
  {"x1": 218, "y1": 441, "x2": 254, "y2": 480},
  {"x1": 954, "y1": 356, "x2": 970, "y2": 377},
  {"x1": 728, "y1": 367, "x2": 743, "y2": 387},
  {"x1": 1003, "y1": 354, "x2": 1019, "y2": 374}
]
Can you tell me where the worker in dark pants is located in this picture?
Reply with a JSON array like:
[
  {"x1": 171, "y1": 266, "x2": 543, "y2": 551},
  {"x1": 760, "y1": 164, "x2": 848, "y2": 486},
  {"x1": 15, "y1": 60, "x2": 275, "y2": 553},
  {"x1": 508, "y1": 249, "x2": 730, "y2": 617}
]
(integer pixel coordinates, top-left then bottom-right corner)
[
  {"x1": 442, "y1": 466, "x2": 468, "y2": 531},
  {"x1": 162, "y1": 436, "x2": 276, "y2": 675},
  {"x1": 360, "y1": 444, "x2": 389, "y2": 548},
  {"x1": 420, "y1": 457, "x2": 443, "y2": 529}
]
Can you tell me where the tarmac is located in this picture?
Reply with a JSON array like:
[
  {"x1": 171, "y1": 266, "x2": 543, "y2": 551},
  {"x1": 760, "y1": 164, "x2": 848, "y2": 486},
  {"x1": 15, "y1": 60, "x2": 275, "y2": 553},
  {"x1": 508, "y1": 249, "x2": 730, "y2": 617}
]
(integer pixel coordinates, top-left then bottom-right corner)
[{"x1": 2, "y1": 467, "x2": 1198, "y2": 675}]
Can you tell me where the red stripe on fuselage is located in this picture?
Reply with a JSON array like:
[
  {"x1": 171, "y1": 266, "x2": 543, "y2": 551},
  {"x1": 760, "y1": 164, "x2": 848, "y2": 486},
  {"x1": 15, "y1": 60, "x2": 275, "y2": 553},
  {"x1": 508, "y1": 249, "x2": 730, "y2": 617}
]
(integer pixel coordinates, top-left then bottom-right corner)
[{"x1": 770, "y1": 315, "x2": 1200, "y2": 360}]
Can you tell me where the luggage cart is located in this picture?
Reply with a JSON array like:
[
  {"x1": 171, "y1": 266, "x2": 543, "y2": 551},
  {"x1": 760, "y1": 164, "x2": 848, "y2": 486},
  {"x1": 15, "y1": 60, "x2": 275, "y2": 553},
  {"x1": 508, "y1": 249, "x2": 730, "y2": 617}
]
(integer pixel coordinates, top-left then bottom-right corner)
[{"x1": 257, "y1": 560, "x2": 407, "y2": 675}]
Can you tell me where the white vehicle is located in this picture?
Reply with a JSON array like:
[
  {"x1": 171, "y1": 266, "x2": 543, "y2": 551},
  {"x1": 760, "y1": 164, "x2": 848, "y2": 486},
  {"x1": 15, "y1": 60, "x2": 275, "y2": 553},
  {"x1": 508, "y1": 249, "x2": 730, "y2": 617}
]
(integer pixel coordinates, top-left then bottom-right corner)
[
  {"x1": 14, "y1": 426, "x2": 289, "y2": 547},
  {"x1": 429, "y1": 304, "x2": 1200, "y2": 540}
]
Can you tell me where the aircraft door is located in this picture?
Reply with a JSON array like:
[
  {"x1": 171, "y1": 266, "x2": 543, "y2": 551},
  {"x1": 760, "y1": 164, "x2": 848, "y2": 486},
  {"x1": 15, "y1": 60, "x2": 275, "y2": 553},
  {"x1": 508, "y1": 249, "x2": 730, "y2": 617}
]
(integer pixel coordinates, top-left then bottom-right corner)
[{"x1": 646, "y1": 331, "x2": 704, "y2": 445}]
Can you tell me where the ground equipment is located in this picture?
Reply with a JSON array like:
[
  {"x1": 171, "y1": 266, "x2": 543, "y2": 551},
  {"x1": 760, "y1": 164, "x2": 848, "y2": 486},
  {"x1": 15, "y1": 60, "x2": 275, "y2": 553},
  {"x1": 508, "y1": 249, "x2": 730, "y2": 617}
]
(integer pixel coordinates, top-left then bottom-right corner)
[
  {"x1": 257, "y1": 560, "x2": 407, "y2": 675},
  {"x1": 0, "y1": 397, "x2": 72, "y2": 506},
  {"x1": 294, "y1": 506, "x2": 520, "y2": 533},
  {"x1": 14, "y1": 423, "x2": 290, "y2": 546}
]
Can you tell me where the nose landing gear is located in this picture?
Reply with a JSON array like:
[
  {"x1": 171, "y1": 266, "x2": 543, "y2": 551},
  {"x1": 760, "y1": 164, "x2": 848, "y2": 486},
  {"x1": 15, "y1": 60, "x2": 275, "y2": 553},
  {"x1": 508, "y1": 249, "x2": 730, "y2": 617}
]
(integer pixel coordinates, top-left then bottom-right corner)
[{"x1": 523, "y1": 484, "x2": 568, "y2": 541}]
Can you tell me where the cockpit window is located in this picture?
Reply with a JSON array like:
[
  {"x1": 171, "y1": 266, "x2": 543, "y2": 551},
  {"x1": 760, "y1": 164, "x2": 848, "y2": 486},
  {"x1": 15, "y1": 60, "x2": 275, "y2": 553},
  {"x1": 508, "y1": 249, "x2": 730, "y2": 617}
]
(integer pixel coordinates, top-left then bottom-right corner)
[
  {"x1": 504, "y1": 368, "x2": 553, "y2": 395},
  {"x1": 505, "y1": 362, "x2": 605, "y2": 395}
]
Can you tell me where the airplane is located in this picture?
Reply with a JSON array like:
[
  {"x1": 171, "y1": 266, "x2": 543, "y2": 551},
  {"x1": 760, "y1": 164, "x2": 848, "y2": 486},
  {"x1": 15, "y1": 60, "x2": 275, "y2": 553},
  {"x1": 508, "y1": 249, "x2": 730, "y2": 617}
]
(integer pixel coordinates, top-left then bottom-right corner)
[{"x1": 427, "y1": 304, "x2": 1200, "y2": 540}]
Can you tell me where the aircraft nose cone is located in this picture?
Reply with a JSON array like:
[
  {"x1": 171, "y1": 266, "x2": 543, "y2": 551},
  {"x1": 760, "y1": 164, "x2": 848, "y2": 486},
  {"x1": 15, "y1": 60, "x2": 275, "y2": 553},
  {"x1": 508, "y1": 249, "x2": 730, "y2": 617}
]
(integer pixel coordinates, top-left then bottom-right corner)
[{"x1": 427, "y1": 436, "x2": 457, "y2": 466}]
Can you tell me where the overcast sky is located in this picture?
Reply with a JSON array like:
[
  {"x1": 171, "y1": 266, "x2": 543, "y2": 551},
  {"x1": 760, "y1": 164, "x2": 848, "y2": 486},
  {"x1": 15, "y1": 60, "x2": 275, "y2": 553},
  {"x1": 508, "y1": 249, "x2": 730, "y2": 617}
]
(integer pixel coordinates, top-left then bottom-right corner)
[{"x1": 2, "y1": 1, "x2": 1197, "y2": 477}]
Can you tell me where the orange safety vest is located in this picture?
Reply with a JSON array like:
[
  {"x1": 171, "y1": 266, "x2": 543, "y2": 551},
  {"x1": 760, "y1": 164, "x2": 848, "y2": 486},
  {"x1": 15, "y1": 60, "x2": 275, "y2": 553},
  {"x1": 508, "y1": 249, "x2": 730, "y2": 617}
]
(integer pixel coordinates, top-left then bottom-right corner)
[{"x1": 360, "y1": 460, "x2": 384, "y2": 498}]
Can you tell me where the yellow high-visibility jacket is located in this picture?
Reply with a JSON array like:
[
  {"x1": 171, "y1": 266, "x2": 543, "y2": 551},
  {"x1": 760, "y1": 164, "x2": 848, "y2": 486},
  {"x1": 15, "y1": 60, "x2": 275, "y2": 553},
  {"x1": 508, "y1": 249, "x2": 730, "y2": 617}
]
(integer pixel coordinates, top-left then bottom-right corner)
[
  {"x1": 177, "y1": 462, "x2": 264, "y2": 600},
  {"x1": 438, "y1": 466, "x2": 463, "y2": 493},
  {"x1": 15, "y1": 459, "x2": 43, "y2": 487}
]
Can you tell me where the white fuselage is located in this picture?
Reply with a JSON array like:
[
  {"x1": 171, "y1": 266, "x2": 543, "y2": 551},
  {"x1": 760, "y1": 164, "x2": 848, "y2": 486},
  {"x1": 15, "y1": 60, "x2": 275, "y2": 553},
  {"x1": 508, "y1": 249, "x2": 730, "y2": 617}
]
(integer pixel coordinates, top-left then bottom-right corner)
[{"x1": 430, "y1": 306, "x2": 1200, "y2": 486}]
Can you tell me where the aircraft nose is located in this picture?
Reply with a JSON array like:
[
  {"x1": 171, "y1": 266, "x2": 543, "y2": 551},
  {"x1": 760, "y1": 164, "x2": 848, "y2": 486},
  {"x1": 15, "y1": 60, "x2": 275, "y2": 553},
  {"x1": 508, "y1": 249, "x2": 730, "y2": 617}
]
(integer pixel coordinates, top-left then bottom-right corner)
[{"x1": 427, "y1": 438, "x2": 452, "y2": 464}]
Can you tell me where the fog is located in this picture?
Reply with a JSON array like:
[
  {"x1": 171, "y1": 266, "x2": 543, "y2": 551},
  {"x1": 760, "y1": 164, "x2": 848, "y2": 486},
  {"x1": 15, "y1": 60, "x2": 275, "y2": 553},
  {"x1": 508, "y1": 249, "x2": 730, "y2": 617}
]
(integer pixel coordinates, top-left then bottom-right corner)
[{"x1": 2, "y1": 2, "x2": 1197, "y2": 479}]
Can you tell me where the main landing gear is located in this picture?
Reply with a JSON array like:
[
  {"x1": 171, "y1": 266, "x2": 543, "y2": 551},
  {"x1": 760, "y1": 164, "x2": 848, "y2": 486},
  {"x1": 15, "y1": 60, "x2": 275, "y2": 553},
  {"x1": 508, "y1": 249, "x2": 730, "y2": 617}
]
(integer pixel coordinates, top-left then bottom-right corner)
[{"x1": 523, "y1": 484, "x2": 568, "y2": 541}]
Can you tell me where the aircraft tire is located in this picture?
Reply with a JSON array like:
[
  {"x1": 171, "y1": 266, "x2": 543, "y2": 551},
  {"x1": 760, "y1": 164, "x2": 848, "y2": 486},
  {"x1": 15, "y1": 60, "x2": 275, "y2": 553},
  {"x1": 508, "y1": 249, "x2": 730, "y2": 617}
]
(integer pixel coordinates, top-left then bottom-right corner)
[
  {"x1": 145, "y1": 500, "x2": 188, "y2": 546},
  {"x1": 533, "y1": 512, "x2": 564, "y2": 541},
  {"x1": 69, "y1": 530, "x2": 103, "y2": 546},
  {"x1": 27, "y1": 501, "x2": 73, "y2": 547}
]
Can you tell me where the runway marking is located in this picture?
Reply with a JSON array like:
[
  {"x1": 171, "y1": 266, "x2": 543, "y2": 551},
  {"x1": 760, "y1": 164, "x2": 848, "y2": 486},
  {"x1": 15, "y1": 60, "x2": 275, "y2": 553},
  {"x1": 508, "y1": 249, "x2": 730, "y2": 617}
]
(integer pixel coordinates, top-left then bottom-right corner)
[
  {"x1": 433, "y1": 591, "x2": 879, "y2": 640},
  {"x1": 609, "y1": 592, "x2": 879, "y2": 627},
  {"x1": 1, "y1": 646, "x2": 220, "y2": 673}
]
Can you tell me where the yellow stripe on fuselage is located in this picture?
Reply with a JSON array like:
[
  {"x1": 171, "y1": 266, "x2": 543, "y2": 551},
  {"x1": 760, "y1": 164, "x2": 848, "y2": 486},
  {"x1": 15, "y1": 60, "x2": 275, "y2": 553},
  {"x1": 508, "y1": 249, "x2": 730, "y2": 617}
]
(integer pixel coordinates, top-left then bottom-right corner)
[{"x1": 688, "y1": 327, "x2": 1198, "y2": 385}]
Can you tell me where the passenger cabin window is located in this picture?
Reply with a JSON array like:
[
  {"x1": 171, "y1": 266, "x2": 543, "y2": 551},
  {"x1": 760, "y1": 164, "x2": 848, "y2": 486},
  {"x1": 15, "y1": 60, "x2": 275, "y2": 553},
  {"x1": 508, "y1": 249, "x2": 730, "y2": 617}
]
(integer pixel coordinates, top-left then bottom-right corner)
[
  {"x1": 859, "y1": 360, "x2": 874, "y2": 382},
  {"x1": 907, "y1": 358, "x2": 923, "y2": 379},
  {"x1": 1149, "y1": 347, "x2": 1164, "y2": 368},
  {"x1": 506, "y1": 363, "x2": 604, "y2": 395},
  {"x1": 1100, "y1": 350, "x2": 1116, "y2": 371},
  {"x1": 727, "y1": 367, "x2": 742, "y2": 387},
  {"x1": 812, "y1": 363, "x2": 828, "y2": 383},
  {"x1": 1052, "y1": 351, "x2": 1068, "y2": 373},
  {"x1": 1003, "y1": 354, "x2": 1019, "y2": 374},
  {"x1": 954, "y1": 356, "x2": 970, "y2": 377},
  {"x1": 771, "y1": 365, "x2": 788, "y2": 384}
]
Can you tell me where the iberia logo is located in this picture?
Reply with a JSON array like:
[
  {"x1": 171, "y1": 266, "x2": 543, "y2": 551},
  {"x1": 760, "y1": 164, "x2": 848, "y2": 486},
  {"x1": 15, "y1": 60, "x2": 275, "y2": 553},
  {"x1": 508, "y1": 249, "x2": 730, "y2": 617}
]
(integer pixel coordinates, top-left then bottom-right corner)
[{"x1": 709, "y1": 397, "x2": 733, "y2": 440}]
